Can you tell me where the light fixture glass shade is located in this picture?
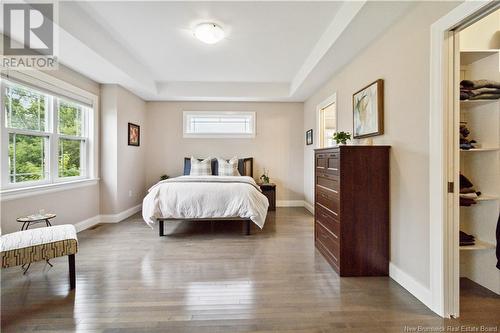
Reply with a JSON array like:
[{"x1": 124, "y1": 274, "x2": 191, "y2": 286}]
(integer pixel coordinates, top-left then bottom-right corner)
[{"x1": 194, "y1": 23, "x2": 225, "y2": 44}]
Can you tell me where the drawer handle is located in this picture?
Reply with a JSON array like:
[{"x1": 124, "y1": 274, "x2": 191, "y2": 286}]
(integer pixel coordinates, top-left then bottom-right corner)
[
  {"x1": 317, "y1": 185, "x2": 337, "y2": 194},
  {"x1": 316, "y1": 166, "x2": 325, "y2": 169},
  {"x1": 327, "y1": 167, "x2": 338, "y2": 171},
  {"x1": 317, "y1": 203, "x2": 338, "y2": 216}
]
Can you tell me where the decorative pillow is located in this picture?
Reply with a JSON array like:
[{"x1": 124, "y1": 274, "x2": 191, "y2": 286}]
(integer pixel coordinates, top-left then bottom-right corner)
[
  {"x1": 189, "y1": 157, "x2": 212, "y2": 176},
  {"x1": 217, "y1": 157, "x2": 241, "y2": 176}
]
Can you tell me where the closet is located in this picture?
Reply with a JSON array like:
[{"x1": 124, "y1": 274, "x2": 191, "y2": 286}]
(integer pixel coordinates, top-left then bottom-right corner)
[{"x1": 457, "y1": 10, "x2": 499, "y2": 295}]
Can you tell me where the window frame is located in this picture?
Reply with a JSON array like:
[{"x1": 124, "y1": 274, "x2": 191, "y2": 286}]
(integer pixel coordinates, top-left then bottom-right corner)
[
  {"x1": 183, "y1": 111, "x2": 256, "y2": 139},
  {"x1": 0, "y1": 70, "x2": 99, "y2": 194}
]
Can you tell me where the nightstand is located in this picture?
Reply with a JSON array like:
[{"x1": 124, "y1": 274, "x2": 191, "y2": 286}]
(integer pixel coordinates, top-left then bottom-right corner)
[{"x1": 258, "y1": 183, "x2": 276, "y2": 211}]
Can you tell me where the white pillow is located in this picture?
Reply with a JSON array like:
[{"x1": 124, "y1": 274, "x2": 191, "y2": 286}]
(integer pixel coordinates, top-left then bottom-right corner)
[
  {"x1": 217, "y1": 157, "x2": 240, "y2": 176},
  {"x1": 190, "y1": 157, "x2": 212, "y2": 176}
]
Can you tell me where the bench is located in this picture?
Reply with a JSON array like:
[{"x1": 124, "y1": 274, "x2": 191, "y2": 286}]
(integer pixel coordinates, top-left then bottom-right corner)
[{"x1": 0, "y1": 225, "x2": 78, "y2": 289}]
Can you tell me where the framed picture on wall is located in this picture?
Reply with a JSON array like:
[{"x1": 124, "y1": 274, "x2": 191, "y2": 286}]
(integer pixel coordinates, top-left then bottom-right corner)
[
  {"x1": 128, "y1": 123, "x2": 140, "y2": 146},
  {"x1": 353, "y1": 79, "x2": 384, "y2": 138},
  {"x1": 306, "y1": 129, "x2": 313, "y2": 145}
]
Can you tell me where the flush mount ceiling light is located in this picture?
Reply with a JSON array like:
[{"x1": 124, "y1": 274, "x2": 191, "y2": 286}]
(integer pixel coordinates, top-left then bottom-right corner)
[{"x1": 193, "y1": 23, "x2": 225, "y2": 44}]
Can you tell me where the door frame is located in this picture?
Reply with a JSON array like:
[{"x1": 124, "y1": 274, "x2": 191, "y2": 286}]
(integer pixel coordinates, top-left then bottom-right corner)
[
  {"x1": 429, "y1": 0, "x2": 497, "y2": 318},
  {"x1": 316, "y1": 92, "x2": 337, "y2": 149}
]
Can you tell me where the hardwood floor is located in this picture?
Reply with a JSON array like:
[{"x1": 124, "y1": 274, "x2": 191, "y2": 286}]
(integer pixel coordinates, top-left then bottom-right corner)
[{"x1": 2, "y1": 208, "x2": 499, "y2": 332}]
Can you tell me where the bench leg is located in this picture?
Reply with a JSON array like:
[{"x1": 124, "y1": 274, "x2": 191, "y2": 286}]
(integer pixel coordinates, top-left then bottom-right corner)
[
  {"x1": 245, "y1": 220, "x2": 251, "y2": 236},
  {"x1": 68, "y1": 254, "x2": 76, "y2": 290},
  {"x1": 159, "y1": 220, "x2": 165, "y2": 237}
]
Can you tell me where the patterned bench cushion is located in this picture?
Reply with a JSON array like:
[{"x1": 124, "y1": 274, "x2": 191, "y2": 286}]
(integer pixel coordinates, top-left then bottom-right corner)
[{"x1": 1, "y1": 225, "x2": 78, "y2": 268}]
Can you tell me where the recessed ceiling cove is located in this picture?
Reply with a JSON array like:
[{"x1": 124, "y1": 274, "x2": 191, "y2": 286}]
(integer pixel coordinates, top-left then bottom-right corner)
[{"x1": 51, "y1": 1, "x2": 414, "y2": 101}]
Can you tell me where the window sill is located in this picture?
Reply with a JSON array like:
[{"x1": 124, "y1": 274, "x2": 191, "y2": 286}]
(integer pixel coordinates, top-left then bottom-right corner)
[{"x1": 0, "y1": 178, "x2": 100, "y2": 202}]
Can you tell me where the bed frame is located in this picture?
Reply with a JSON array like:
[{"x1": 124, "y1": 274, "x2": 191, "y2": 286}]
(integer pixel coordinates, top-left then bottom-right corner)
[{"x1": 157, "y1": 158, "x2": 254, "y2": 237}]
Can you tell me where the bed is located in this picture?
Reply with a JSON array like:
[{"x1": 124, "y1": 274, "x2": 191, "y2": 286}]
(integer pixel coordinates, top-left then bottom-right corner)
[{"x1": 142, "y1": 158, "x2": 269, "y2": 236}]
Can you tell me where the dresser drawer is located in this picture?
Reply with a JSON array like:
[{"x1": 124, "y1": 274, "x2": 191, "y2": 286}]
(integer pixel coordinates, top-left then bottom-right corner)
[
  {"x1": 315, "y1": 203, "x2": 340, "y2": 236},
  {"x1": 315, "y1": 152, "x2": 340, "y2": 175},
  {"x1": 316, "y1": 173, "x2": 339, "y2": 193},
  {"x1": 325, "y1": 154, "x2": 340, "y2": 175},
  {"x1": 315, "y1": 222, "x2": 340, "y2": 267},
  {"x1": 316, "y1": 187, "x2": 339, "y2": 216}
]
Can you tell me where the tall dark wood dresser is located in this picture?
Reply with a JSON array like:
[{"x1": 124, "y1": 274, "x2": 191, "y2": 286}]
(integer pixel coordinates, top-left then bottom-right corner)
[{"x1": 314, "y1": 146, "x2": 390, "y2": 276}]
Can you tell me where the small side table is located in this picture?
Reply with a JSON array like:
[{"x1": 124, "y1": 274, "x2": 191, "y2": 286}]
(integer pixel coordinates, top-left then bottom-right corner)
[
  {"x1": 16, "y1": 213, "x2": 56, "y2": 274},
  {"x1": 258, "y1": 183, "x2": 276, "y2": 211},
  {"x1": 17, "y1": 213, "x2": 56, "y2": 231}
]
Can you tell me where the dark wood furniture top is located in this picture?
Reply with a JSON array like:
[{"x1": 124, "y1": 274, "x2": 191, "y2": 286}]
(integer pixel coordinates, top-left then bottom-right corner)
[
  {"x1": 258, "y1": 183, "x2": 276, "y2": 211},
  {"x1": 314, "y1": 145, "x2": 390, "y2": 277}
]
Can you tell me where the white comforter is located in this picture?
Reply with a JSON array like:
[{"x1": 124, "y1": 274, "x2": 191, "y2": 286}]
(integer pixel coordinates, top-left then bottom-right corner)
[{"x1": 142, "y1": 176, "x2": 269, "y2": 228}]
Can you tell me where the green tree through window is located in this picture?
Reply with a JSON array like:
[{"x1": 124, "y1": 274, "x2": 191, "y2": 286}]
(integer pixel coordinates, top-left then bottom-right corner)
[{"x1": 3, "y1": 83, "x2": 87, "y2": 185}]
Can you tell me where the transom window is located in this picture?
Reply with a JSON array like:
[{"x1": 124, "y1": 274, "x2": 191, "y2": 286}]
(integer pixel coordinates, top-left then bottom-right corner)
[
  {"x1": 183, "y1": 111, "x2": 255, "y2": 138},
  {"x1": 1, "y1": 80, "x2": 92, "y2": 189}
]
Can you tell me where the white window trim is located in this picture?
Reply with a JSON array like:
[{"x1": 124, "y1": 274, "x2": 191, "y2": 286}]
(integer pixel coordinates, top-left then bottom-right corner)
[
  {"x1": 0, "y1": 178, "x2": 99, "y2": 202},
  {"x1": 183, "y1": 111, "x2": 256, "y2": 139},
  {"x1": 0, "y1": 69, "x2": 99, "y2": 195}
]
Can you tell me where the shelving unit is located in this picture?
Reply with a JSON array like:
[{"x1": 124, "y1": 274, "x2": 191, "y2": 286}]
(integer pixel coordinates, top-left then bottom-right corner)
[
  {"x1": 458, "y1": 47, "x2": 499, "y2": 295},
  {"x1": 460, "y1": 147, "x2": 500, "y2": 152},
  {"x1": 475, "y1": 195, "x2": 499, "y2": 202},
  {"x1": 460, "y1": 49, "x2": 499, "y2": 65},
  {"x1": 460, "y1": 240, "x2": 496, "y2": 251},
  {"x1": 460, "y1": 99, "x2": 499, "y2": 108}
]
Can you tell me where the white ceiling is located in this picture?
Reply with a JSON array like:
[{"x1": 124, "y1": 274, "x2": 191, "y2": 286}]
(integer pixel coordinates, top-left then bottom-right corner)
[{"x1": 51, "y1": 1, "x2": 414, "y2": 101}]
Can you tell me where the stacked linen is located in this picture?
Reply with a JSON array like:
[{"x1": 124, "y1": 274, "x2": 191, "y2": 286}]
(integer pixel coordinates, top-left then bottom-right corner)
[
  {"x1": 460, "y1": 79, "x2": 500, "y2": 100},
  {"x1": 459, "y1": 123, "x2": 478, "y2": 150},
  {"x1": 460, "y1": 231, "x2": 475, "y2": 246},
  {"x1": 459, "y1": 174, "x2": 482, "y2": 206}
]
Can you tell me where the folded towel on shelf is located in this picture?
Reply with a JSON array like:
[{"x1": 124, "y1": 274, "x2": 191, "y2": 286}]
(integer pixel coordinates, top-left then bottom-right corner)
[
  {"x1": 460, "y1": 187, "x2": 476, "y2": 194},
  {"x1": 460, "y1": 192, "x2": 478, "y2": 199},
  {"x1": 460, "y1": 197, "x2": 477, "y2": 206},
  {"x1": 470, "y1": 87, "x2": 500, "y2": 96},
  {"x1": 461, "y1": 79, "x2": 500, "y2": 90},
  {"x1": 460, "y1": 174, "x2": 474, "y2": 189},
  {"x1": 469, "y1": 93, "x2": 500, "y2": 100},
  {"x1": 460, "y1": 231, "x2": 476, "y2": 246}
]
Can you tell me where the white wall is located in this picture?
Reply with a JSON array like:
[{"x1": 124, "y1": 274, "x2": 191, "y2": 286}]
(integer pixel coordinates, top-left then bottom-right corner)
[
  {"x1": 1, "y1": 65, "x2": 101, "y2": 234},
  {"x1": 145, "y1": 101, "x2": 304, "y2": 202},
  {"x1": 303, "y1": 1, "x2": 460, "y2": 291},
  {"x1": 100, "y1": 84, "x2": 146, "y2": 214},
  {"x1": 460, "y1": 9, "x2": 500, "y2": 50}
]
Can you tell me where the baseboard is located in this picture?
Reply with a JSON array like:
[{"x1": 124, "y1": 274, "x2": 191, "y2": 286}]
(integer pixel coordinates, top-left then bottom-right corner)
[
  {"x1": 276, "y1": 200, "x2": 305, "y2": 207},
  {"x1": 74, "y1": 204, "x2": 142, "y2": 232},
  {"x1": 74, "y1": 215, "x2": 101, "y2": 232},
  {"x1": 303, "y1": 201, "x2": 314, "y2": 214},
  {"x1": 389, "y1": 262, "x2": 432, "y2": 310},
  {"x1": 100, "y1": 204, "x2": 142, "y2": 223}
]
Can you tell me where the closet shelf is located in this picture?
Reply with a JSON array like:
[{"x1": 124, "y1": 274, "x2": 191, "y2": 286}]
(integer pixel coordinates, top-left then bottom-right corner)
[
  {"x1": 460, "y1": 147, "x2": 500, "y2": 152},
  {"x1": 460, "y1": 49, "x2": 499, "y2": 65},
  {"x1": 460, "y1": 99, "x2": 499, "y2": 108},
  {"x1": 476, "y1": 195, "x2": 499, "y2": 202},
  {"x1": 460, "y1": 239, "x2": 495, "y2": 251}
]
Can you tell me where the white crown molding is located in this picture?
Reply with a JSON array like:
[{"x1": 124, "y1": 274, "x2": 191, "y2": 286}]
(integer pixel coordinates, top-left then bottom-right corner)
[
  {"x1": 290, "y1": 1, "x2": 366, "y2": 95},
  {"x1": 11, "y1": 2, "x2": 415, "y2": 102}
]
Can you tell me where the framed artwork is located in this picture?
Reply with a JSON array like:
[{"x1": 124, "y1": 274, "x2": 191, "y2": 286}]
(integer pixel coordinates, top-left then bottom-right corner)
[
  {"x1": 128, "y1": 123, "x2": 140, "y2": 146},
  {"x1": 306, "y1": 129, "x2": 313, "y2": 145},
  {"x1": 353, "y1": 79, "x2": 384, "y2": 138}
]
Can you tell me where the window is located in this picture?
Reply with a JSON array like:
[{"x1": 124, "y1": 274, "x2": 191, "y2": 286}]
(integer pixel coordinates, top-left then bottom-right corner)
[
  {"x1": 1, "y1": 79, "x2": 94, "y2": 190},
  {"x1": 183, "y1": 111, "x2": 255, "y2": 138},
  {"x1": 319, "y1": 101, "x2": 336, "y2": 148}
]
